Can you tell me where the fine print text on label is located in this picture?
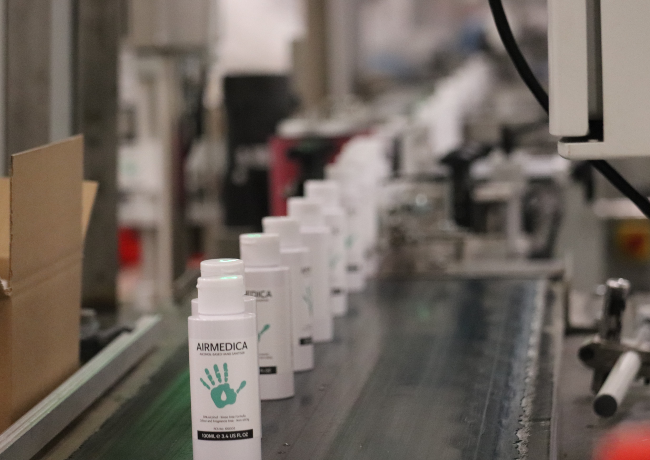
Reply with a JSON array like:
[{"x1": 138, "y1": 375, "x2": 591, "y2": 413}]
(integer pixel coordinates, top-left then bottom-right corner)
[{"x1": 198, "y1": 429, "x2": 254, "y2": 441}]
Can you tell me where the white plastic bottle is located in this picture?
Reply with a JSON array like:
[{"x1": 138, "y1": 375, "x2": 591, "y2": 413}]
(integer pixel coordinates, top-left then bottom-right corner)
[
  {"x1": 262, "y1": 216, "x2": 314, "y2": 372},
  {"x1": 188, "y1": 275, "x2": 261, "y2": 460},
  {"x1": 330, "y1": 138, "x2": 385, "y2": 278},
  {"x1": 240, "y1": 233, "x2": 295, "y2": 400},
  {"x1": 287, "y1": 197, "x2": 333, "y2": 342},
  {"x1": 199, "y1": 259, "x2": 256, "y2": 314},
  {"x1": 325, "y1": 166, "x2": 366, "y2": 292},
  {"x1": 305, "y1": 180, "x2": 348, "y2": 315},
  {"x1": 339, "y1": 184, "x2": 366, "y2": 292}
]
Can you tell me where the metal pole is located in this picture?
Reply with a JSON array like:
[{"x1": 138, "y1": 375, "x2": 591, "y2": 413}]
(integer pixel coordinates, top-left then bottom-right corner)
[
  {"x1": 75, "y1": 0, "x2": 121, "y2": 311},
  {"x1": 594, "y1": 350, "x2": 641, "y2": 417},
  {"x1": 50, "y1": 0, "x2": 73, "y2": 143},
  {"x1": 6, "y1": 0, "x2": 51, "y2": 156},
  {"x1": 593, "y1": 322, "x2": 650, "y2": 417}
]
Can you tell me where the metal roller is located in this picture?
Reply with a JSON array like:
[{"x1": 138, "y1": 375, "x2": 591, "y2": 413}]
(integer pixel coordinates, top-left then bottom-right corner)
[{"x1": 593, "y1": 350, "x2": 641, "y2": 417}]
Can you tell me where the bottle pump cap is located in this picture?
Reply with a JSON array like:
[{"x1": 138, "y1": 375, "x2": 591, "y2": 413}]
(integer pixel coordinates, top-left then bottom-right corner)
[
  {"x1": 201, "y1": 258, "x2": 245, "y2": 278},
  {"x1": 305, "y1": 180, "x2": 341, "y2": 207},
  {"x1": 262, "y1": 216, "x2": 302, "y2": 249},
  {"x1": 197, "y1": 275, "x2": 245, "y2": 315},
  {"x1": 287, "y1": 197, "x2": 325, "y2": 227},
  {"x1": 240, "y1": 233, "x2": 281, "y2": 267}
]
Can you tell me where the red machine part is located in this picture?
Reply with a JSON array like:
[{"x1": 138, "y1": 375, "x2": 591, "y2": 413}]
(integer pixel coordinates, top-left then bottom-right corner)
[{"x1": 594, "y1": 423, "x2": 650, "y2": 460}]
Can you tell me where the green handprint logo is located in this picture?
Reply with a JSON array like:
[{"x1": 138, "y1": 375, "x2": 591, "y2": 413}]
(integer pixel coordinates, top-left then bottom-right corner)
[
  {"x1": 258, "y1": 324, "x2": 270, "y2": 342},
  {"x1": 200, "y1": 363, "x2": 246, "y2": 409},
  {"x1": 303, "y1": 286, "x2": 313, "y2": 314},
  {"x1": 330, "y1": 254, "x2": 340, "y2": 270},
  {"x1": 345, "y1": 234, "x2": 354, "y2": 249}
]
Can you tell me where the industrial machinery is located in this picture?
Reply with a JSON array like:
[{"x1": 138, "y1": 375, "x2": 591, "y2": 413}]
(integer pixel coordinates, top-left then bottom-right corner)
[
  {"x1": 579, "y1": 279, "x2": 650, "y2": 418},
  {"x1": 3, "y1": 0, "x2": 650, "y2": 459}
]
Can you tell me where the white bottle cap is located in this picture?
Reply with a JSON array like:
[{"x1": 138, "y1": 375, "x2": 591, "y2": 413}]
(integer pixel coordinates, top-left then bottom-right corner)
[
  {"x1": 287, "y1": 197, "x2": 325, "y2": 227},
  {"x1": 200, "y1": 258, "x2": 244, "y2": 278},
  {"x1": 305, "y1": 180, "x2": 341, "y2": 207},
  {"x1": 262, "y1": 216, "x2": 302, "y2": 249},
  {"x1": 197, "y1": 275, "x2": 245, "y2": 315},
  {"x1": 240, "y1": 233, "x2": 281, "y2": 267}
]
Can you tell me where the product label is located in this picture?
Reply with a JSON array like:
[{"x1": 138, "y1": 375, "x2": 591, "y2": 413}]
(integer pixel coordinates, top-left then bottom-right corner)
[
  {"x1": 198, "y1": 430, "x2": 253, "y2": 441},
  {"x1": 326, "y1": 214, "x2": 347, "y2": 293},
  {"x1": 345, "y1": 213, "x2": 364, "y2": 271},
  {"x1": 246, "y1": 281, "x2": 292, "y2": 375},
  {"x1": 189, "y1": 336, "x2": 261, "y2": 441},
  {"x1": 300, "y1": 263, "x2": 314, "y2": 345}
]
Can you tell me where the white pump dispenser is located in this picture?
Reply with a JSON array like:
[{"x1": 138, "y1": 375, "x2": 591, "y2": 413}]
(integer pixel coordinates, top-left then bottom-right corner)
[
  {"x1": 326, "y1": 167, "x2": 366, "y2": 292},
  {"x1": 263, "y1": 216, "x2": 314, "y2": 372},
  {"x1": 287, "y1": 197, "x2": 333, "y2": 342},
  {"x1": 194, "y1": 259, "x2": 256, "y2": 315},
  {"x1": 188, "y1": 274, "x2": 261, "y2": 460},
  {"x1": 240, "y1": 233, "x2": 295, "y2": 400},
  {"x1": 201, "y1": 258, "x2": 244, "y2": 277}
]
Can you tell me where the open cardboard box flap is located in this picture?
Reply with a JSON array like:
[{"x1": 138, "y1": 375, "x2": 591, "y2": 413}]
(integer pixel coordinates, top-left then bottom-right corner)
[
  {"x1": 0, "y1": 183, "x2": 97, "y2": 293},
  {"x1": 0, "y1": 135, "x2": 97, "y2": 431}
]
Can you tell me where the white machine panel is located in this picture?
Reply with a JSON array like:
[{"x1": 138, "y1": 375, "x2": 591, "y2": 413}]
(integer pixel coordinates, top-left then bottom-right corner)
[
  {"x1": 548, "y1": 0, "x2": 589, "y2": 137},
  {"x1": 560, "y1": 0, "x2": 650, "y2": 159}
]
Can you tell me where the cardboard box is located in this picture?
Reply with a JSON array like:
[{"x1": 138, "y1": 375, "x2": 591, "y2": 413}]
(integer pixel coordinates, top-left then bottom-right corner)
[{"x1": 0, "y1": 136, "x2": 97, "y2": 431}]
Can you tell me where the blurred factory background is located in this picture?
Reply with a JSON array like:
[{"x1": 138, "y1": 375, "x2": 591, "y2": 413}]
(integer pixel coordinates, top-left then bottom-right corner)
[
  {"x1": 2, "y1": 0, "x2": 572, "y2": 314},
  {"x1": 3, "y1": 0, "x2": 650, "y2": 459},
  {"x1": 110, "y1": 0, "x2": 559, "y2": 312}
]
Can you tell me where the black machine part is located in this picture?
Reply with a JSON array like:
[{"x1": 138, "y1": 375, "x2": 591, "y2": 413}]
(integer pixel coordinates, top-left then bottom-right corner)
[
  {"x1": 222, "y1": 75, "x2": 297, "y2": 227},
  {"x1": 576, "y1": 279, "x2": 650, "y2": 417},
  {"x1": 287, "y1": 137, "x2": 337, "y2": 197},
  {"x1": 598, "y1": 278, "x2": 631, "y2": 342},
  {"x1": 440, "y1": 143, "x2": 492, "y2": 228}
]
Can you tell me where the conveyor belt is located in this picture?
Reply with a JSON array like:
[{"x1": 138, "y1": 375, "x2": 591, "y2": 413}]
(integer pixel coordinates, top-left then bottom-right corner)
[{"x1": 67, "y1": 278, "x2": 556, "y2": 460}]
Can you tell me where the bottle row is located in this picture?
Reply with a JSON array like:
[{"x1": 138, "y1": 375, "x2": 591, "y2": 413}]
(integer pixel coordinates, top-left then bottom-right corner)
[{"x1": 188, "y1": 179, "x2": 370, "y2": 460}]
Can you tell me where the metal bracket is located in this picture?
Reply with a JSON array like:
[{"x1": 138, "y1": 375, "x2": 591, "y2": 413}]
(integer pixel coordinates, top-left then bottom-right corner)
[
  {"x1": 0, "y1": 315, "x2": 161, "y2": 460},
  {"x1": 579, "y1": 336, "x2": 650, "y2": 384}
]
